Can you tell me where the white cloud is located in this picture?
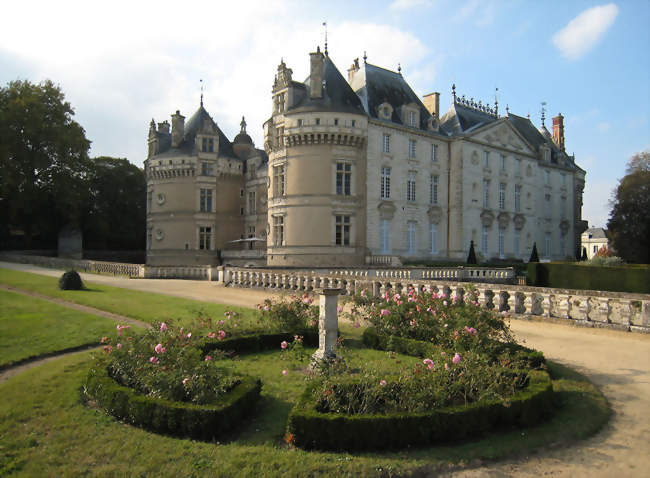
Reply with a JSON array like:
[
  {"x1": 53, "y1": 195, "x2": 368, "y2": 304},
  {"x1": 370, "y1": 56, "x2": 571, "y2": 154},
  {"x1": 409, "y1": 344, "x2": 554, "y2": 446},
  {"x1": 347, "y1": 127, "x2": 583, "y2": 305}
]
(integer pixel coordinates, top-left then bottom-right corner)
[
  {"x1": 552, "y1": 3, "x2": 618, "y2": 60},
  {"x1": 455, "y1": 0, "x2": 497, "y2": 27}
]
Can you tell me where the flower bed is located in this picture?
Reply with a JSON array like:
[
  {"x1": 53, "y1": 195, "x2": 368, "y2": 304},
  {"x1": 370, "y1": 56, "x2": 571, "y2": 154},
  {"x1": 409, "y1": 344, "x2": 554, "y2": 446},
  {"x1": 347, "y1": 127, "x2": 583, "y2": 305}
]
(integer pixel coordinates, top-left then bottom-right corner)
[{"x1": 287, "y1": 369, "x2": 553, "y2": 451}]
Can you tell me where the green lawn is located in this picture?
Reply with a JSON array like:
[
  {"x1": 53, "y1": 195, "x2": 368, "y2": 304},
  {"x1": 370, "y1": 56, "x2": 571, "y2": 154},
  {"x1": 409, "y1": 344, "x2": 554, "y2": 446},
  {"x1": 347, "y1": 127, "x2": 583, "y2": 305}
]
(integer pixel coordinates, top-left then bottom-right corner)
[
  {"x1": 0, "y1": 268, "x2": 259, "y2": 328},
  {"x1": 0, "y1": 290, "x2": 119, "y2": 369},
  {"x1": 0, "y1": 346, "x2": 610, "y2": 477}
]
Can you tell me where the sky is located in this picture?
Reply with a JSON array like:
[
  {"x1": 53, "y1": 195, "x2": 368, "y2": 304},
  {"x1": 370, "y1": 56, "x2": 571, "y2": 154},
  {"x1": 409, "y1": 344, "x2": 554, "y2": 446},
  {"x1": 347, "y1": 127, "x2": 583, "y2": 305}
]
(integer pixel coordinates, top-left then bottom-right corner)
[{"x1": 1, "y1": 0, "x2": 648, "y2": 229}]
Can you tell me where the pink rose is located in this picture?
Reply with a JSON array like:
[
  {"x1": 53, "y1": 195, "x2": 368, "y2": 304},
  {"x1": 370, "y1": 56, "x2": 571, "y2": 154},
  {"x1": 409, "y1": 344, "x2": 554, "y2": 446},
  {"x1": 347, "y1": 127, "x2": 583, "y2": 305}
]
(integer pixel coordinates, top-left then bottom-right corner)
[
  {"x1": 380, "y1": 309, "x2": 390, "y2": 316},
  {"x1": 379, "y1": 380, "x2": 387, "y2": 386},
  {"x1": 160, "y1": 322, "x2": 168, "y2": 332},
  {"x1": 207, "y1": 332, "x2": 216, "y2": 339},
  {"x1": 337, "y1": 306, "x2": 343, "y2": 313},
  {"x1": 116, "y1": 343, "x2": 122, "y2": 349},
  {"x1": 423, "y1": 358, "x2": 434, "y2": 370},
  {"x1": 353, "y1": 321, "x2": 360, "y2": 328},
  {"x1": 204, "y1": 355, "x2": 212, "y2": 361},
  {"x1": 182, "y1": 378, "x2": 189, "y2": 386},
  {"x1": 186, "y1": 332, "x2": 192, "y2": 338},
  {"x1": 281, "y1": 341, "x2": 288, "y2": 349},
  {"x1": 444, "y1": 363, "x2": 449, "y2": 370},
  {"x1": 453, "y1": 353, "x2": 461, "y2": 364},
  {"x1": 154, "y1": 343, "x2": 165, "y2": 354},
  {"x1": 218, "y1": 330, "x2": 226, "y2": 340},
  {"x1": 282, "y1": 369, "x2": 288, "y2": 376},
  {"x1": 149, "y1": 356, "x2": 158, "y2": 364}
]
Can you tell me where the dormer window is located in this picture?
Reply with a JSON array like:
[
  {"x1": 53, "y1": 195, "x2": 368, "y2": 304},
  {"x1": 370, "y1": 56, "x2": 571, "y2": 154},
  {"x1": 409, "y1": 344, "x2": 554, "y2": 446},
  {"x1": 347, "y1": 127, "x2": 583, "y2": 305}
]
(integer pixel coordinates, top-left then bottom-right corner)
[
  {"x1": 409, "y1": 111, "x2": 416, "y2": 127},
  {"x1": 384, "y1": 107, "x2": 390, "y2": 117},
  {"x1": 378, "y1": 103, "x2": 393, "y2": 120},
  {"x1": 315, "y1": 118, "x2": 320, "y2": 125},
  {"x1": 334, "y1": 118, "x2": 339, "y2": 126},
  {"x1": 297, "y1": 119, "x2": 303, "y2": 127}
]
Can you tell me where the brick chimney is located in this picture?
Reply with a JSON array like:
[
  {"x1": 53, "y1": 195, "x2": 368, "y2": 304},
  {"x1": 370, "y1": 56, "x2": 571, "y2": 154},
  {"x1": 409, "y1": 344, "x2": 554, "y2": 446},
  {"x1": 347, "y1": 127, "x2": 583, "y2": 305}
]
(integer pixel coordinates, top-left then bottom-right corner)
[
  {"x1": 552, "y1": 113, "x2": 565, "y2": 151},
  {"x1": 423, "y1": 92, "x2": 440, "y2": 118},
  {"x1": 171, "y1": 110, "x2": 185, "y2": 148},
  {"x1": 309, "y1": 47, "x2": 324, "y2": 99}
]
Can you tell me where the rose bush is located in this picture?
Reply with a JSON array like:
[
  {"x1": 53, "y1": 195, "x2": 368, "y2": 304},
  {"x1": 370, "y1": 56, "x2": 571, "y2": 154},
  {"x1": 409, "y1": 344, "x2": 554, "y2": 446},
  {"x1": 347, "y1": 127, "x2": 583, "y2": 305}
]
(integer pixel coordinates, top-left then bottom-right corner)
[{"x1": 257, "y1": 294, "x2": 319, "y2": 332}]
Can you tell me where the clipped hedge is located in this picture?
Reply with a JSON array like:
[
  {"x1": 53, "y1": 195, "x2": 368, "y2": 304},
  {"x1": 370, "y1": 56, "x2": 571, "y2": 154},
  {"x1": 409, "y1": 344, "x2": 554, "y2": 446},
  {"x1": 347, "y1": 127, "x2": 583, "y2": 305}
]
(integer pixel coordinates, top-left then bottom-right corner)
[
  {"x1": 202, "y1": 330, "x2": 318, "y2": 355},
  {"x1": 83, "y1": 364, "x2": 261, "y2": 441},
  {"x1": 527, "y1": 262, "x2": 650, "y2": 294},
  {"x1": 362, "y1": 327, "x2": 545, "y2": 369},
  {"x1": 287, "y1": 369, "x2": 553, "y2": 451}
]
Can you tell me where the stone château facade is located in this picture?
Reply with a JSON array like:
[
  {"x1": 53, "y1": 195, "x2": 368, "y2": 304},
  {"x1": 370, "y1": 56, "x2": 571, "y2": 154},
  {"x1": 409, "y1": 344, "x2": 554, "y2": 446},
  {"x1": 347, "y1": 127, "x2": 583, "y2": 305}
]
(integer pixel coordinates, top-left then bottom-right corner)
[{"x1": 145, "y1": 47, "x2": 586, "y2": 267}]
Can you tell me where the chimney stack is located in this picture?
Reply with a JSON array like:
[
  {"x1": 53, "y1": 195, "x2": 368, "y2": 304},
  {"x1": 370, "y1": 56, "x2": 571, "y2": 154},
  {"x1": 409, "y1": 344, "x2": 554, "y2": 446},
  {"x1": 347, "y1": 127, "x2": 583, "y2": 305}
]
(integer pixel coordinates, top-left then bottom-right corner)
[
  {"x1": 157, "y1": 121, "x2": 170, "y2": 134},
  {"x1": 552, "y1": 113, "x2": 565, "y2": 152},
  {"x1": 309, "y1": 47, "x2": 324, "y2": 99},
  {"x1": 422, "y1": 92, "x2": 440, "y2": 118},
  {"x1": 347, "y1": 58, "x2": 360, "y2": 82},
  {"x1": 171, "y1": 110, "x2": 185, "y2": 148}
]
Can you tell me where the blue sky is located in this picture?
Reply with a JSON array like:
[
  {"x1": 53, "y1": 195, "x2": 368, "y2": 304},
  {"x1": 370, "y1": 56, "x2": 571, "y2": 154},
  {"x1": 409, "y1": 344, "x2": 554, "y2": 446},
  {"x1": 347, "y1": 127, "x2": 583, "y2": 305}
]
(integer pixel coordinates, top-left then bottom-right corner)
[{"x1": 1, "y1": 0, "x2": 648, "y2": 229}]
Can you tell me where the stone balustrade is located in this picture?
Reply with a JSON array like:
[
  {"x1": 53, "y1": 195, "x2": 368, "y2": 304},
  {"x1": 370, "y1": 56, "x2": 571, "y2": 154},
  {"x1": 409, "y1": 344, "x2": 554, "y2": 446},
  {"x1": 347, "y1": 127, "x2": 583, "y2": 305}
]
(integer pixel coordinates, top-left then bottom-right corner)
[
  {"x1": 0, "y1": 253, "x2": 144, "y2": 278},
  {"x1": 224, "y1": 266, "x2": 650, "y2": 333}
]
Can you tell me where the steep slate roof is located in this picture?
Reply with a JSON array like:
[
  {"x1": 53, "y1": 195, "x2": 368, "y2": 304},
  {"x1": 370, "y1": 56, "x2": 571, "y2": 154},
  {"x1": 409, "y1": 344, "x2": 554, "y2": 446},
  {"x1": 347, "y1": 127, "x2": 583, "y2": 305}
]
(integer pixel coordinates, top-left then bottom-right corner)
[
  {"x1": 584, "y1": 227, "x2": 607, "y2": 238},
  {"x1": 439, "y1": 103, "x2": 499, "y2": 136},
  {"x1": 353, "y1": 63, "x2": 433, "y2": 130},
  {"x1": 288, "y1": 56, "x2": 366, "y2": 115},
  {"x1": 183, "y1": 105, "x2": 236, "y2": 158}
]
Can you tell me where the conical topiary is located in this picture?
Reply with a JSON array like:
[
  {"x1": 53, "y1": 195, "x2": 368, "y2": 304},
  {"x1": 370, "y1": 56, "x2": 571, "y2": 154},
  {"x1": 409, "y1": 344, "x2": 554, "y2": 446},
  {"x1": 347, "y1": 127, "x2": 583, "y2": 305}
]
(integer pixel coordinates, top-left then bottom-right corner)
[
  {"x1": 529, "y1": 242, "x2": 539, "y2": 263},
  {"x1": 466, "y1": 240, "x2": 477, "y2": 264}
]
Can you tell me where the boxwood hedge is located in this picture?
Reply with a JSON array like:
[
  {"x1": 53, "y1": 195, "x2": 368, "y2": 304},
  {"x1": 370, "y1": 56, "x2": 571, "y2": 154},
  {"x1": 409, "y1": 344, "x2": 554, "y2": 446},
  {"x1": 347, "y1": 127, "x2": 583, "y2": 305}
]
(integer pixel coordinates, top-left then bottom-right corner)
[
  {"x1": 287, "y1": 369, "x2": 553, "y2": 451},
  {"x1": 83, "y1": 364, "x2": 261, "y2": 441}
]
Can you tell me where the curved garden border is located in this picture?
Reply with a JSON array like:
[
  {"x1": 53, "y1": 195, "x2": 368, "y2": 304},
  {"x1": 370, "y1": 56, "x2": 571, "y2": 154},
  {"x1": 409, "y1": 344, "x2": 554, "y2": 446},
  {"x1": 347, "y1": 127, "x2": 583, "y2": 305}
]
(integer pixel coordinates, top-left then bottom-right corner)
[
  {"x1": 286, "y1": 327, "x2": 554, "y2": 451},
  {"x1": 83, "y1": 364, "x2": 261, "y2": 441}
]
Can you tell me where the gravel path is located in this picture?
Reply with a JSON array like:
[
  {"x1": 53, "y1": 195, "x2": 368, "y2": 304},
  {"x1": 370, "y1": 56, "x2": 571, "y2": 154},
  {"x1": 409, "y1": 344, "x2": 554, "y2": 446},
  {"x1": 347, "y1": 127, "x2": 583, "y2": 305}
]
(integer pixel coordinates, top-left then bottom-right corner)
[{"x1": 1, "y1": 261, "x2": 649, "y2": 477}]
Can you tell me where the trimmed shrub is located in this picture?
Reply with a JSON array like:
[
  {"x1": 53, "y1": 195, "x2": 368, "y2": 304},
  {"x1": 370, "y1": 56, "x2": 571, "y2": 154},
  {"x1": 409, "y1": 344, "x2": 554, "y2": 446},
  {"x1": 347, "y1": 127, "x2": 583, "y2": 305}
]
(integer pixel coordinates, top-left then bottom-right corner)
[
  {"x1": 287, "y1": 370, "x2": 553, "y2": 451},
  {"x1": 202, "y1": 330, "x2": 318, "y2": 355},
  {"x1": 58, "y1": 270, "x2": 84, "y2": 290},
  {"x1": 83, "y1": 364, "x2": 261, "y2": 441},
  {"x1": 527, "y1": 262, "x2": 650, "y2": 293}
]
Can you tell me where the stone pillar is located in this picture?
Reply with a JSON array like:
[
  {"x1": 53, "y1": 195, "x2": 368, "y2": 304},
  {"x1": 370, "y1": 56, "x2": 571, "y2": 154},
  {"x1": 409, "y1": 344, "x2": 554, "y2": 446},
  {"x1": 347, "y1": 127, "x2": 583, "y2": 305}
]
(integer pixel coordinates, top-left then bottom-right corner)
[{"x1": 312, "y1": 288, "x2": 342, "y2": 363}]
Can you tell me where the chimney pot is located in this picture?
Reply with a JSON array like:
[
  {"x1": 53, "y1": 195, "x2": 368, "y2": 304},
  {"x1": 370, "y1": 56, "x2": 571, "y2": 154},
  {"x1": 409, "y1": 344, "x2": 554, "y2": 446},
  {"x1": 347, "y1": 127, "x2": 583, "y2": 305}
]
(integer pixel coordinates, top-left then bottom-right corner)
[{"x1": 552, "y1": 113, "x2": 565, "y2": 152}]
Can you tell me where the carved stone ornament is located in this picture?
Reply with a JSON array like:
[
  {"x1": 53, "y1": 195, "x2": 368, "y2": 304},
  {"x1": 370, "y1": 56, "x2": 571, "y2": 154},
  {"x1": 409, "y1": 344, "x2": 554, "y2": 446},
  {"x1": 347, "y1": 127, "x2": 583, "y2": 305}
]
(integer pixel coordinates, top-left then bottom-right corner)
[
  {"x1": 471, "y1": 150, "x2": 479, "y2": 165},
  {"x1": 480, "y1": 209, "x2": 494, "y2": 227},
  {"x1": 559, "y1": 219, "x2": 570, "y2": 237},
  {"x1": 378, "y1": 201, "x2": 396, "y2": 220},
  {"x1": 513, "y1": 213, "x2": 526, "y2": 230},
  {"x1": 155, "y1": 228, "x2": 164, "y2": 241},
  {"x1": 497, "y1": 211, "x2": 510, "y2": 228},
  {"x1": 156, "y1": 193, "x2": 166, "y2": 205},
  {"x1": 427, "y1": 206, "x2": 442, "y2": 224}
]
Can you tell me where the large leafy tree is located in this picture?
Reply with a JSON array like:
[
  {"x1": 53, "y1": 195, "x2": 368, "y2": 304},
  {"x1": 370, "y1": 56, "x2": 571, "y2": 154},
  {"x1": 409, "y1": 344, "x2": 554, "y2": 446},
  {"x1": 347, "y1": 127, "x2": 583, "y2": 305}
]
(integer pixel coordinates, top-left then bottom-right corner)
[
  {"x1": 83, "y1": 156, "x2": 146, "y2": 250},
  {"x1": 0, "y1": 80, "x2": 90, "y2": 248},
  {"x1": 607, "y1": 151, "x2": 650, "y2": 263}
]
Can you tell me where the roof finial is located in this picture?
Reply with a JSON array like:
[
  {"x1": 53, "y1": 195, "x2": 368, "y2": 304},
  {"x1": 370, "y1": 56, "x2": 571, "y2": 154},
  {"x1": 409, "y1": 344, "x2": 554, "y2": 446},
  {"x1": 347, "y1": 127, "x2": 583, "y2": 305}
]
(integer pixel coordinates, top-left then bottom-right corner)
[
  {"x1": 397, "y1": 63, "x2": 402, "y2": 74},
  {"x1": 200, "y1": 79, "x2": 204, "y2": 107},
  {"x1": 505, "y1": 104, "x2": 510, "y2": 115},
  {"x1": 494, "y1": 87, "x2": 499, "y2": 117},
  {"x1": 363, "y1": 51, "x2": 367, "y2": 64},
  {"x1": 541, "y1": 101, "x2": 547, "y2": 126},
  {"x1": 240, "y1": 116, "x2": 247, "y2": 133},
  {"x1": 452, "y1": 83, "x2": 456, "y2": 103},
  {"x1": 322, "y1": 22, "x2": 328, "y2": 56}
]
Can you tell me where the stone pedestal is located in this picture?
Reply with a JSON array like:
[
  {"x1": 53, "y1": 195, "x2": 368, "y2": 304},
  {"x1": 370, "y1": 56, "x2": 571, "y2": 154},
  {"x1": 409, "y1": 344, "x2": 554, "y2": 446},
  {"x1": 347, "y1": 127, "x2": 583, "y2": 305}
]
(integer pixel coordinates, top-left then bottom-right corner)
[{"x1": 311, "y1": 288, "x2": 342, "y2": 363}]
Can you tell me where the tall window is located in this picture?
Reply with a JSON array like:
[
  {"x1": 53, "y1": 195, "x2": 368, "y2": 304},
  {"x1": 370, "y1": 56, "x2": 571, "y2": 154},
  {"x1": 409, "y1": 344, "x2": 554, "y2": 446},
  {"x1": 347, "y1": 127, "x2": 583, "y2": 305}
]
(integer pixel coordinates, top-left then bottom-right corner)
[
  {"x1": 544, "y1": 232, "x2": 551, "y2": 257},
  {"x1": 202, "y1": 138, "x2": 207, "y2": 152},
  {"x1": 430, "y1": 175, "x2": 439, "y2": 205},
  {"x1": 431, "y1": 143, "x2": 438, "y2": 162},
  {"x1": 500, "y1": 154, "x2": 506, "y2": 171},
  {"x1": 407, "y1": 222, "x2": 416, "y2": 255},
  {"x1": 276, "y1": 127, "x2": 284, "y2": 148},
  {"x1": 335, "y1": 215, "x2": 350, "y2": 246},
  {"x1": 273, "y1": 216, "x2": 284, "y2": 246},
  {"x1": 383, "y1": 134, "x2": 390, "y2": 153},
  {"x1": 430, "y1": 224, "x2": 437, "y2": 254},
  {"x1": 516, "y1": 158, "x2": 521, "y2": 175},
  {"x1": 381, "y1": 167, "x2": 391, "y2": 199},
  {"x1": 498, "y1": 227, "x2": 505, "y2": 259},
  {"x1": 499, "y1": 183, "x2": 506, "y2": 210},
  {"x1": 482, "y1": 226, "x2": 489, "y2": 254},
  {"x1": 561, "y1": 196, "x2": 566, "y2": 219},
  {"x1": 515, "y1": 185, "x2": 521, "y2": 212},
  {"x1": 408, "y1": 139, "x2": 416, "y2": 159},
  {"x1": 409, "y1": 111, "x2": 416, "y2": 126},
  {"x1": 484, "y1": 151, "x2": 489, "y2": 167},
  {"x1": 200, "y1": 189, "x2": 213, "y2": 212},
  {"x1": 248, "y1": 191, "x2": 256, "y2": 214},
  {"x1": 199, "y1": 227, "x2": 212, "y2": 250},
  {"x1": 483, "y1": 180, "x2": 489, "y2": 208},
  {"x1": 514, "y1": 230, "x2": 520, "y2": 257},
  {"x1": 273, "y1": 165, "x2": 285, "y2": 197},
  {"x1": 545, "y1": 194, "x2": 551, "y2": 217},
  {"x1": 336, "y1": 162, "x2": 351, "y2": 196},
  {"x1": 407, "y1": 172, "x2": 416, "y2": 202},
  {"x1": 380, "y1": 219, "x2": 390, "y2": 253},
  {"x1": 545, "y1": 169, "x2": 550, "y2": 184},
  {"x1": 201, "y1": 162, "x2": 213, "y2": 176}
]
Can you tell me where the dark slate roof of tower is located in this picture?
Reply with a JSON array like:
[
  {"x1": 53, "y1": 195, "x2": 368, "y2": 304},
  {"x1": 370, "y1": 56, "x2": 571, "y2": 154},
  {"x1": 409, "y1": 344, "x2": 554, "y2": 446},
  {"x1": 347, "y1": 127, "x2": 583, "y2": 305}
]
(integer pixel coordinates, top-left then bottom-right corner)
[
  {"x1": 354, "y1": 63, "x2": 433, "y2": 129},
  {"x1": 183, "y1": 105, "x2": 236, "y2": 158},
  {"x1": 288, "y1": 56, "x2": 366, "y2": 115}
]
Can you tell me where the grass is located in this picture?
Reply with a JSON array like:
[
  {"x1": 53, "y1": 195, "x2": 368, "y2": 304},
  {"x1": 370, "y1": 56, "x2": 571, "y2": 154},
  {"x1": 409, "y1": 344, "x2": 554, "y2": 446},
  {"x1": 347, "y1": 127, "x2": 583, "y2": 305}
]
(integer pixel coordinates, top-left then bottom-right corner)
[
  {"x1": 0, "y1": 289, "x2": 119, "y2": 369},
  {"x1": 0, "y1": 268, "x2": 259, "y2": 328},
  {"x1": 0, "y1": 345, "x2": 610, "y2": 477}
]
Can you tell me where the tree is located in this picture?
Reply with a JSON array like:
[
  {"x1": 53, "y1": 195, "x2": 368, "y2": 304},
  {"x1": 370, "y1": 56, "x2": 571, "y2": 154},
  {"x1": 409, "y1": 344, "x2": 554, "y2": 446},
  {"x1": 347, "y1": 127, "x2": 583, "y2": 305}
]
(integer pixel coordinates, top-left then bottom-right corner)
[
  {"x1": 83, "y1": 157, "x2": 146, "y2": 250},
  {"x1": 529, "y1": 242, "x2": 539, "y2": 263},
  {"x1": 607, "y1": 151, "x2": 650, "y2": 264},
  {"x1": 466, "y1": 240, "x2": 477, "y2": 264},
  {"x1": 0, "y1": 80, "x2": 90, "y2": 248}
]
